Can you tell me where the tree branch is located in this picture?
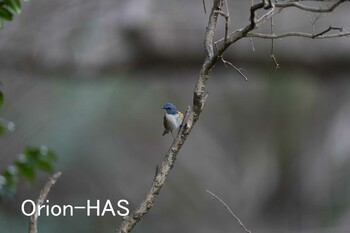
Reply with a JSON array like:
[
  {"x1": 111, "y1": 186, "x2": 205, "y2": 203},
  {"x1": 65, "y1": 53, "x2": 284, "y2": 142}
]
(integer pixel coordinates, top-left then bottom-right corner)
[
  {"x1": 270, "y1": 17, "x2": 280, "y2": 69},
  {"x1": 28, "y1": 172, "x2": 62, "y2": 233},
  {"x1": 275, "y1": 0, "x2": 348, "y2": 13},
  {"x1": 246, "y1": 30, "x2": 350, "y2": 39},
  {"x1": 200, "y1": 1, "x2": 268, "y2": 85},
  {"x1": 194, "y1": 0, "x2": 223, "y2": 113},
  {"x1": 116, "y1": 1, "x2": 224, "y2": 233},
  {"x1": 221, "y1": 58, "x2": 248, "y2": 81},
  {"x1": 116, "y1": 0, "x2": 350, "y2": 232},
  {"x1": 215, "y1": 0, "x2": 348, "y2": 48},
  {"x1": 116, "y1": 104, "x2": 198, "y2": 233}
]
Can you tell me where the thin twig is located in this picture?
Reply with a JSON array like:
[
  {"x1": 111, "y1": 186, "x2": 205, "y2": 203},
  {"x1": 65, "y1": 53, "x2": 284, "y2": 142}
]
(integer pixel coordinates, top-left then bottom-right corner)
[
  {"x1": 215, "y1": 0, "x2": 347, "y2": 54},
  {"x1": 270, "y1": 17, "x2": 280, "y2": 69},
  {"x1": 213, "y1": 0, "x2": 230, "y2": 45},
  {"x1": 215, "y1": 29, "x2": 242, "y2": 45},
  {"x1": 224, "y1": 0, "x2": 231, "y2": 25},
  {"x1": 214, "y1": 10, "x2": 229, "y2": 44},
  {"x1": 203, "y1": 0, "x2": 207, "y2": 14},
  {"x1": 206, "y1": 190, "x2": 251, "y2": 233},
  {"x1": 275, "y1": 0, "x2": 347, "y2": 13},
  {"x1": 249, "y1": 37, "x2": 256, "y2": 52},
  {"x1": 28, "y1": 172, "x2": 62, "y2": 233},
  {"x1": 312, "y1": 25, "x2": 343, "y2": 38},
  {"x1": 249, "y1": 0, "x2": 256, "y2": 52},
  {"x1": 309, "y1": 13, "x2": 323, "y2": 34},
  {"x1": 221, "y1": 58, "x2": 248, "y2": 81},
  {"x1": 247, "y1": 30, "x2": 350, "y2": 39}
]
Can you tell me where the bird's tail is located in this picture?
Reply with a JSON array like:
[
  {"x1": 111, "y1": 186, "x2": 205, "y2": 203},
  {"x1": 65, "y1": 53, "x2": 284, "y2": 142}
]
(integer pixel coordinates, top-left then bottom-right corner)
[{"x1": 162, "y1": 129, "x2": 169, "y2": 136}]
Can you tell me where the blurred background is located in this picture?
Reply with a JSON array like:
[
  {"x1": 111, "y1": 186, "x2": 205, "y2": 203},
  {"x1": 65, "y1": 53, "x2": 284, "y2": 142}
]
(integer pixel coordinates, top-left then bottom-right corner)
[{"x1": 1, "y1": 0, "x2": 350, "y2": 232}]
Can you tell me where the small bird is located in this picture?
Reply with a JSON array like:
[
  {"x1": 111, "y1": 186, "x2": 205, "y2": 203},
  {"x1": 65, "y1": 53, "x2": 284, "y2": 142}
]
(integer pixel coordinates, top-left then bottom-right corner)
[{"x1": 162, "y1": 103, "x2": 183, "y2": 139}]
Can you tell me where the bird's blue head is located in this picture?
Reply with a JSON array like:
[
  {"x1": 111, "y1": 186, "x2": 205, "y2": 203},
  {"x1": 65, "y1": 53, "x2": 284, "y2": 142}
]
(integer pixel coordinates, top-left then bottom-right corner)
[{"x1": 162, "y1": 103, "x2": 177, "y2": 115}]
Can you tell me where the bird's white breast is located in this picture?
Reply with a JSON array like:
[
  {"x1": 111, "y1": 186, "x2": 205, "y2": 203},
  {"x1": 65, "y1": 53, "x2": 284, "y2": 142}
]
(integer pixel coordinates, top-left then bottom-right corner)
[{"x1": 165, "y1": 113, "x2": 181, "y2": 131}]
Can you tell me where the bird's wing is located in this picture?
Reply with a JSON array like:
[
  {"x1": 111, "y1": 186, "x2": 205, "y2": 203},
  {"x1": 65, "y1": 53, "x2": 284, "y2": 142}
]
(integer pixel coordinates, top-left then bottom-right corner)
[
  {"x1": 177, "y1": 111, "x2": 184, "y2": 125},
  {"x1": 163, "y1": 115, "x2": 169, "y2": 130},
  {"x1": 163, "y1": 115, "x2": 170, "y2": 136}
]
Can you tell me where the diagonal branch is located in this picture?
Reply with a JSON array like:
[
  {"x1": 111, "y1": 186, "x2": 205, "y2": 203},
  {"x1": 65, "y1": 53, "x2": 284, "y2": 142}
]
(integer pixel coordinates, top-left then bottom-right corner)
[
  {"x1": 28, "y1": 172, "x2": 62, "y2": 233},
  {"x1": 221, "y1": 58, "x2": 248, "y2": 81},
  {"x1": 194, "y1": 0, "x2": 223, "y2": 113},
  {"x1": 116, "y1": 2, "x2": 223, "y2": 232},
  {"x1": 206, "y1": 190, "x2": 251, "y2": 233}
]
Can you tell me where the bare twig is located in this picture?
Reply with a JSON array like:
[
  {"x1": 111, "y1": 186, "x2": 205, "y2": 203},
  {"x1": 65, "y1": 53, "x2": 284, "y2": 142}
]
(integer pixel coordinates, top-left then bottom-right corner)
[
  {"x1": 309, "y1": 13, "x2": 323, "y2": 34},
  {"x1": 270, "y1": 17, "x2": 280, "y2": 69},
  {"x1": 215, "y1": 0, "x2": 347, "y2": 55},
  {"x1": 247, "y1": 30, "x2": 350, "y2": 39},
  {"x1": 28, "y1": 172, "x2": 62, "y2": 233},
  {"x1": 214, "y1": 10, "x2": 229, "y2": 44},
  {"x1": 202, "y1": 1, "x2": 267, "y2": 78},
  {"x1": 249, "y1": 37, "x2": 256, "y2": 52},
  {"x1": 312, "y1": 26, "x2": 343, "y2": 38},
  {"x1": 275, "y1": 0, "x2": 347, "y2": 13},
  {"x1": 203, "y1": 0, "x2": 207, "y2": 14},
  {"x1": 221, "y1": 58, "x2": 248, "y2": 81},
  {"x1": 224, "y1": 0, "x2": 231, "y2": 25},
  {"x1": 215, "y1": 29, "x2": 242, "y2": 45},
  {"x1": 249, "y1": 0, "x2": 256, "y2": 52},
  {"x1": 206, "y1": 190, "x2": 251, "y2": 233}
]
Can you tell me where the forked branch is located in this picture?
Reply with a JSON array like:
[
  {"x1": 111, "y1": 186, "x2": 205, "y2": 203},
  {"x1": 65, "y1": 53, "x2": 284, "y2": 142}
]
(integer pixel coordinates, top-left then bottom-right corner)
[
  {"x1": 116, "y1": 1, "x2": 224, "y2": 233},
  {"x1": 116, "y1": 0, "x2": 350, "y2": 232}
]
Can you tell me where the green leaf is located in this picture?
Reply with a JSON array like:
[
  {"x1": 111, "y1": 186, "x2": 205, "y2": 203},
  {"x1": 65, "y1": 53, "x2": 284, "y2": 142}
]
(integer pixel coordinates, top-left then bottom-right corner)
[
  {"x1": 0, "y1": 19, "x2": 3, "y2": 29},
  {"x1": 0, "y1": 7, "x2": 13, "y2": 21},
  {"x1": 4, "y1": 0, "x2": 21, "y2": 14},
  {"x1": 16, "y1": 162, "x2": 35, "y2": 181},
  {"x1": 1, "y1": 145, "x2": 57, "y2": 199},
  {"x1": 24, "y1": 147, "x2": 41, "y2": 160},
  {"x1": 37, "y1": 160, "x2": 53, "y2": 172}
]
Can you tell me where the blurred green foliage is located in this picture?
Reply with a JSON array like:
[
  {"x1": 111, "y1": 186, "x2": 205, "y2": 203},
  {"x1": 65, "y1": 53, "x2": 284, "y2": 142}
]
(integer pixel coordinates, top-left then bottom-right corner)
[
  {"x1": 0, "y1": 0, "x2": 25, "y2": 29},
  {"x1": 0, "y1": 146, "x2": 57, "y2": 199},
  {"x1": 0, "y1": 89, "x2": 57, "y2": 199}
]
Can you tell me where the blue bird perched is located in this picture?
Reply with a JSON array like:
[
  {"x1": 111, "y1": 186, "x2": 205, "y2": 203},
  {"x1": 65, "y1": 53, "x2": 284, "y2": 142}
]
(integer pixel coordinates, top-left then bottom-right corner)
[{"x1": 162, "y1": 103, "x2": 183, "y2": 139}]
